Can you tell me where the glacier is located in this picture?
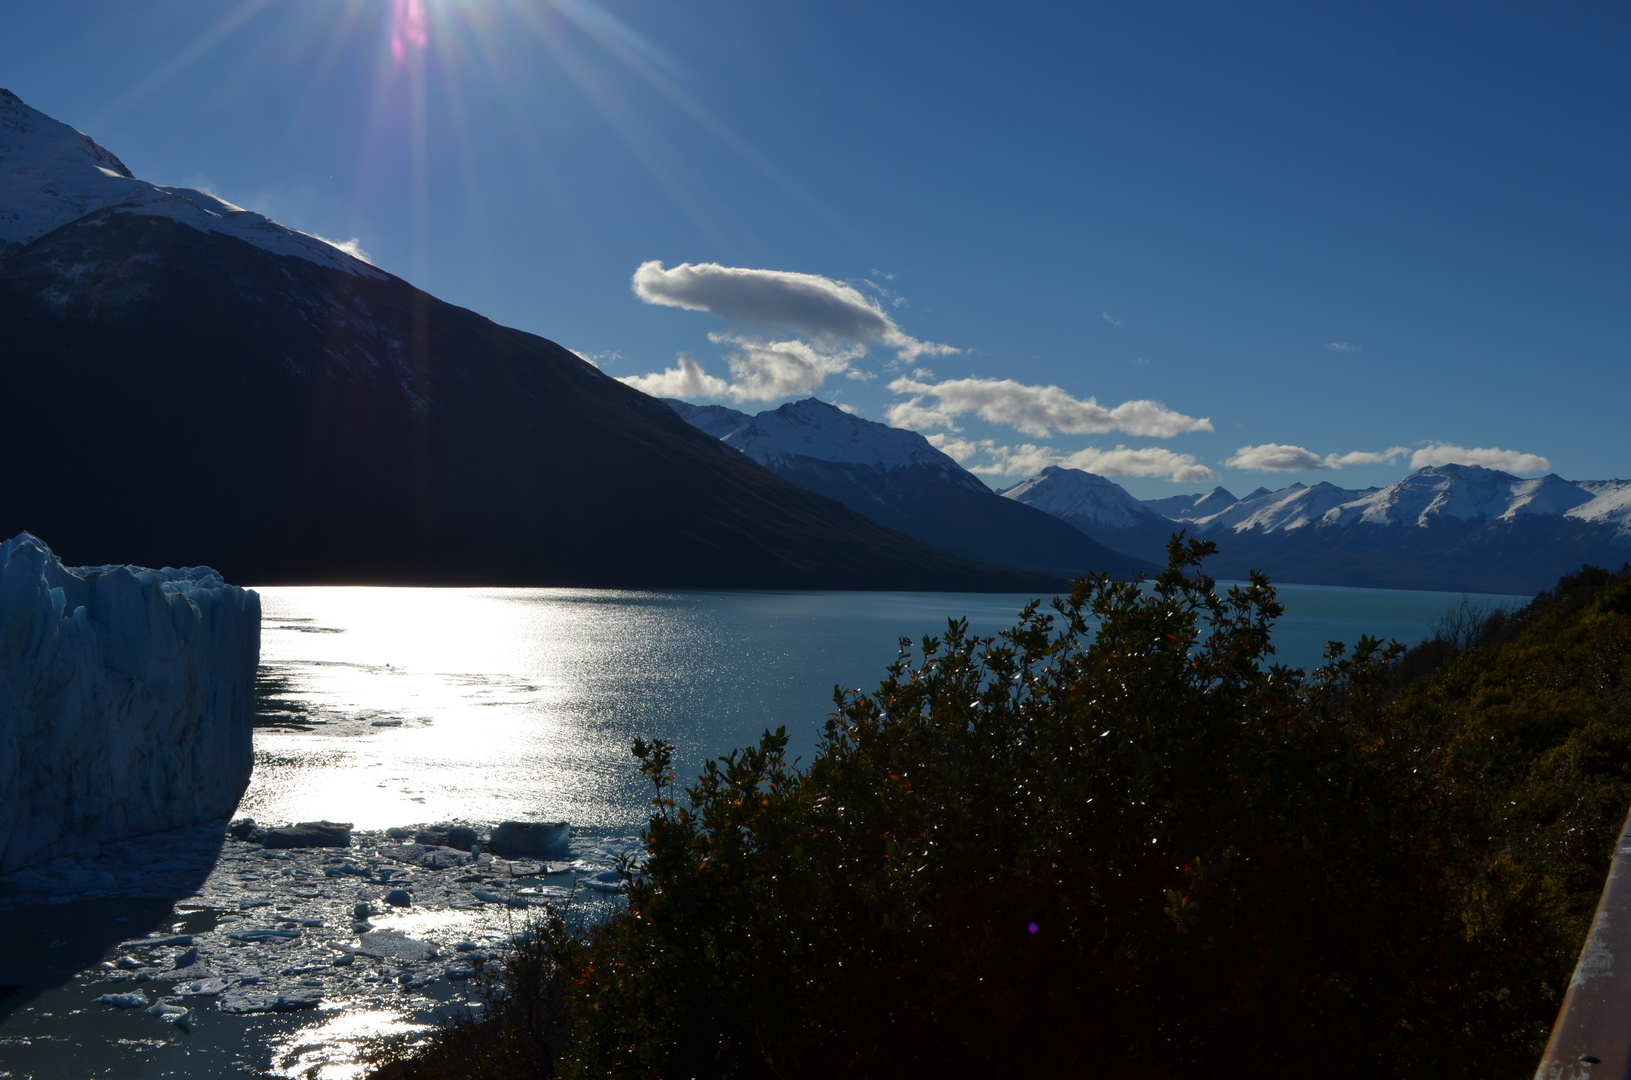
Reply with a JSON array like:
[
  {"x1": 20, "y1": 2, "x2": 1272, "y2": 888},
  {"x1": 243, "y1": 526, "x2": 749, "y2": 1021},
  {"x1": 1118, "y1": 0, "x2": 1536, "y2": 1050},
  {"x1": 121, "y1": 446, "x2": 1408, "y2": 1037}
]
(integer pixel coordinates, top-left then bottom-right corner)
[{"x1": 0, "y1": 532, "x2": 260, "y2": 873}]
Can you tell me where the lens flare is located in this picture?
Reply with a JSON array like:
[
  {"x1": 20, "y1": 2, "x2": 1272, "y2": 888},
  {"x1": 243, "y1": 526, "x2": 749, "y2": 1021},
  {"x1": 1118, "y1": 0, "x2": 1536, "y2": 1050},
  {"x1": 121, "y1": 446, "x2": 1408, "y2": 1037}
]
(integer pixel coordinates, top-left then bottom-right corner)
[{"x1": 391, "y1": 0, "x2": 429, "y2": 64}]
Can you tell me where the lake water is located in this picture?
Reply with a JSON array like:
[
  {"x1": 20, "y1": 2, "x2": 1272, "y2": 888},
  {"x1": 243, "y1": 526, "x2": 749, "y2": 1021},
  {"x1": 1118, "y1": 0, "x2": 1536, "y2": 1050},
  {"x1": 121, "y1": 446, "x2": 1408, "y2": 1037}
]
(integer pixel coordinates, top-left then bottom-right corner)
[
  {"x1": 0, "y1": 582, "x2": 1528, "y2": 1080},
  {"x1": 243, "y1": 582, "x2": 1528, "y2": 841}
]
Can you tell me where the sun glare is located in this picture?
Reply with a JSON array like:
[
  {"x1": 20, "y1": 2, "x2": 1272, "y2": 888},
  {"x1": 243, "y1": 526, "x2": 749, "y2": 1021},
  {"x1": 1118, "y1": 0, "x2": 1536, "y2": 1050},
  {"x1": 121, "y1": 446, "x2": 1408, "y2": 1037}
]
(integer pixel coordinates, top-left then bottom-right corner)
[{"x1": 390, "y1": 0, "x2": 429, "y2": 64}]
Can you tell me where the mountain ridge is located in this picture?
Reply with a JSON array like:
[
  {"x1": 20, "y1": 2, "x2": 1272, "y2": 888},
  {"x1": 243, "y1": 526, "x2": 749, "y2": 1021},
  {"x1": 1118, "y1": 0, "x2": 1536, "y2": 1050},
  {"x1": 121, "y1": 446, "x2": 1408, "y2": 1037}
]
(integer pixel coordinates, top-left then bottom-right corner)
[
  {"x1": 1003, "y1": 463, "x2": 1631, "y2": 592},
  {"x1": 0, "y1": 91, "x2": 1059, "y2": 592}
]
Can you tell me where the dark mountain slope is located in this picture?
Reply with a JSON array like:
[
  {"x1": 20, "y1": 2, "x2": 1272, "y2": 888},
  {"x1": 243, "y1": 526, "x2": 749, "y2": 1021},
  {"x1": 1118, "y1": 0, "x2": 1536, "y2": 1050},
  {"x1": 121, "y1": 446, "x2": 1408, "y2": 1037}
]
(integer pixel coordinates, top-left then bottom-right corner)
[{"x1": 0, "y1": 212, "x2": 1055, "y2": 591}]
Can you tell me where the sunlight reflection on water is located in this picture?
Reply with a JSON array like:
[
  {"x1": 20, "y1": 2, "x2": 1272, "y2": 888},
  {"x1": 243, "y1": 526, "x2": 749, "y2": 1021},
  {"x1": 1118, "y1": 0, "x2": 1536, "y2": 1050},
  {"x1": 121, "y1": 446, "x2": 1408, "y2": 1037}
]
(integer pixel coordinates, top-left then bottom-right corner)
[
  {"x1": 241, "y1": 583, "x2": 1528, "y2": 836},
  {"x1": 242, "y1": 588, "x2": 1045, "y2": 834}
]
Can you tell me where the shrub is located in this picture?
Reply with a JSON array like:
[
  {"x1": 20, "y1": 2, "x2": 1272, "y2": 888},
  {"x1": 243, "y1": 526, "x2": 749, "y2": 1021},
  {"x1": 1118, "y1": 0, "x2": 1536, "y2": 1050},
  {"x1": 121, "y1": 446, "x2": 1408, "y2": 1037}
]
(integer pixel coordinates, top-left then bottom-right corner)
[{"x1": 376, "y1": 545, "x2": 1631, "y2": 1079}]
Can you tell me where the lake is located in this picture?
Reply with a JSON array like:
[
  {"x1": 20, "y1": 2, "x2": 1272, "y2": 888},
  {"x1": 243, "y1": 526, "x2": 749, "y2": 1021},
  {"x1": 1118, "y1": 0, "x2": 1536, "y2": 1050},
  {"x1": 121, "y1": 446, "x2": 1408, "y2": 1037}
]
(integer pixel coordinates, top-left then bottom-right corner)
[
  {"x1": 243, "y1": 581, "x2": 1528, "y2": 841},
  {"x1": 0, "y1": 581, "x2": 1528, "y2": 1080}
]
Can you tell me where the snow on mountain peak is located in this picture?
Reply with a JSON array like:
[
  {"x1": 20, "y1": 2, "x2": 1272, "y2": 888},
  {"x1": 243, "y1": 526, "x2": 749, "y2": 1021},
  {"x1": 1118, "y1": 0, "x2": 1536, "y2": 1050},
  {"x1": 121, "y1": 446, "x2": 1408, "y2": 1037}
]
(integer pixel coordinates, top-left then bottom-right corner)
[
  {"x1": 1197, "y1": 480, "x2": 1371, "y2": 534},
  {"x1": 999, "y1": 466, "x2": 1165, "y2": 528},
  {"x1": 1569, "y1": 480, "x2": 1631, "y2": 535},
  {"x1": 722, "y1": 398, "x2": 981, "y2": 483},
  {"x1": 0, "y1": 88, "x2": 382, "y2": 278},
  {"x1": 661, "y1": 398, "x2": 752, "y2": 439},
  {"x1": 1331, "y1": 464, "x2": 1594, "y2": 529}
]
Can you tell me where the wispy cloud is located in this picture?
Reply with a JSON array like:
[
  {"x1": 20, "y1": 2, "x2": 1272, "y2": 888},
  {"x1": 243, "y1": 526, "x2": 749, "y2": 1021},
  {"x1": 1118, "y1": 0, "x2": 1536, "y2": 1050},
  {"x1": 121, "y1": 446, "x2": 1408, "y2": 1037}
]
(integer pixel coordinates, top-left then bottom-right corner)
[
  {"x1": 1411, "y1": 444, "x2": 1551, "y2": 474},
  {"x1": 1323, "y1": 342, "x2": 1361, "y2": 353},
  {"x1": 1101, "y1": 312, "x2": 1121, "y2": 326},
  {"x1": 926, "y1": 435, "x2": 1212, "y2": 483},
  {"x1": 887, "y1": 376, "x2": 1212, "y2": 439},
  {"x1": 1226, "y1": 443, "x2": 1409, "y2": 472}
]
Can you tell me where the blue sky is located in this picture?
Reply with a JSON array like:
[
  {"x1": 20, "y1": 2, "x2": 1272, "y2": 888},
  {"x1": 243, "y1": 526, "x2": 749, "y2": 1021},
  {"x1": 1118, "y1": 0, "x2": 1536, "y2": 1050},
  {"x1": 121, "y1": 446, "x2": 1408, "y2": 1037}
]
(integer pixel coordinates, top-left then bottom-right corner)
[{"x1": 3, "y1": 1, "x2": 1626, "y2": 496}]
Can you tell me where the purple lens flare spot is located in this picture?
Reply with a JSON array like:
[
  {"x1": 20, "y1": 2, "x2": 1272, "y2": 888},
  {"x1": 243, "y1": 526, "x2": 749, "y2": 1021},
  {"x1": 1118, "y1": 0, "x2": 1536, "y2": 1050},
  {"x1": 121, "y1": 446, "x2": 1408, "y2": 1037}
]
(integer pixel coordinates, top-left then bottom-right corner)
[{"x1": 1027, "y1": 922, "x2": 1039, "y2": 934}]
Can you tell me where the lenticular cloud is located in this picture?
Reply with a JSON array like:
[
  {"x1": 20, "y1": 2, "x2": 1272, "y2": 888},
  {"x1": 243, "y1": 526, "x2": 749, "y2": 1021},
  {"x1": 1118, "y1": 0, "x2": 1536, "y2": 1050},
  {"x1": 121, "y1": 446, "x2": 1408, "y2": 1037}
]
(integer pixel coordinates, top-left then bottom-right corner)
[{"x1": 630, "y1": 261, "x2": 952, "y2": 362}]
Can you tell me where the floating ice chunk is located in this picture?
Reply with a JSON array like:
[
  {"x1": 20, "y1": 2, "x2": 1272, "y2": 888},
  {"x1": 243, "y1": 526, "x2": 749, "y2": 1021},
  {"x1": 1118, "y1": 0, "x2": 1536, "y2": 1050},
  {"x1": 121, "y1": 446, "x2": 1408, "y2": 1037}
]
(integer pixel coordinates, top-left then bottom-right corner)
[
  {"x1": 581, "y1": 870, "x2": 623, "y2": 892},
  {"x1": 122, "y1": 935, "x2": 193, "y2": 950},
  {"x1": 261, "y1": 821, "x2": 351, "y2": 849},
  {"x1": 175, "y1": 977, "x2": 228, "y2": 996},
  {"x1": 357, "y1": 929, "x2": 438, "y2": 961},
  {"x1": 489, "y1": 822, "x2": 570, "y2": 860},
  {"x1": 228, "y1": 929, "x2": 301, "y2": 943},
  {"x1": 384, "y1": 843, "x2": 470, "y2": 870},
  {"x1": 218, "y1": 990, "x2": 321, "y2": 1014},
  {"x1": 94, "y1": 991, "x2": 149, "y2": 1008}
]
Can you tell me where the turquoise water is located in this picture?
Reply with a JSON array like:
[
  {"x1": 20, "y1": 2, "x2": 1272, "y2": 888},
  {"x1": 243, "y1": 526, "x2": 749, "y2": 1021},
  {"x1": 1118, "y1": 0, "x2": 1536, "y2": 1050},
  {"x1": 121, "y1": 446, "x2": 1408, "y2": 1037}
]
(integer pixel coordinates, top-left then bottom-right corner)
[{"x1": 243, "y1": 583, "x2": 1528, "y2": 837}]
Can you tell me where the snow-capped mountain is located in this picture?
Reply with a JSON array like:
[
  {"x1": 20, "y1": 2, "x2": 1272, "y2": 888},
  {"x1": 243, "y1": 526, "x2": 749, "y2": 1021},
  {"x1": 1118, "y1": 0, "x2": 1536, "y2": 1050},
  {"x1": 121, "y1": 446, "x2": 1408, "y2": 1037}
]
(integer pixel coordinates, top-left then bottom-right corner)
[
  {"x1": 1008, "y1": 462, "x2": 1631, "y2": 593},
  {"x1": 0, "y1": 90, "x2": 1050, "y2": 591},
  {"x1": 999, "y1": 467, "x2": 1183, "y2": 563},
  {"x1": 1321, "y1": 468, "x2": 1602, "y2": 529},
  {"x1": 0, "y1": 89, "x2": 381, "y2": 277},
  {"x1": 725, "y1": 398, "x2": 986, "y2": 485},
  {"x1": 666, "y1": 399, "x2": 1156, "y2": 579},
  {"x1": 662, "y1": 400, "x2": 753, "y2": 440},
  {"x1": 1140, "y1": 486, "x2": 1239, "y2": 522},
  {"x1": 1196, "y1": 481, "x2": 1381, "y2": 535}
]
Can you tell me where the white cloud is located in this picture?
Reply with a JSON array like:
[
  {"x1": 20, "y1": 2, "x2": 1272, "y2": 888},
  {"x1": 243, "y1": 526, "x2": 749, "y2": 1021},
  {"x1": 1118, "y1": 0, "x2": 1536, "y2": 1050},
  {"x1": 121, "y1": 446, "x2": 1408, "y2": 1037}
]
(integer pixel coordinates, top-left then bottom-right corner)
[
  {"x1": 925, "y1": 435, "x2": 1211, "y2": 483},
  {"x1": 1323, "y1": 342, "x2": 1361, "y2": 353},
  {"x1": 631, "y1": 260, "x2": 954, "y2": 363},
  {"x1": 923, "y1": 433, "x2": 984, "y2": 462},
  {"x1": 617, "y1": 352, "x2": 730, "y2": 399},
  {"x1": 703, "y1": 332, "x2": 860, "y2": 402},
  {"x1": 1227, "y1": 443, "x2": 1410, "y2": 472},
  {"x1": 1327, "y1": 447, "x2": 1408, "y2": 467},
  {"x1": 1411, "y1": 444, "x2": 1551, "y2": 474},
  {"x1": 1101, "y1": 312, "x2": 1121, "y2": 326},
  {"x1": 886, "y1": 376, "x2": 1212, "y2": 439},
  {"x1": 1061, "y1": 445, "x2": 1214, "y2": 483},
  {"x1": 1227, "y1": 443, "x2": 1325, "y2": 471}
]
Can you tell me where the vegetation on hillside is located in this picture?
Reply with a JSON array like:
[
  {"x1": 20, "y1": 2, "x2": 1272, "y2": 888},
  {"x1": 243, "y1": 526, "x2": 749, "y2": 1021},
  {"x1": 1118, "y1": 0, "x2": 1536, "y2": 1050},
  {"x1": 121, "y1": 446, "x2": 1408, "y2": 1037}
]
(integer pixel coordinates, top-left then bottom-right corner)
[{"x1": 371, "y1": 542, "x2": 1631, "y2": 1079}]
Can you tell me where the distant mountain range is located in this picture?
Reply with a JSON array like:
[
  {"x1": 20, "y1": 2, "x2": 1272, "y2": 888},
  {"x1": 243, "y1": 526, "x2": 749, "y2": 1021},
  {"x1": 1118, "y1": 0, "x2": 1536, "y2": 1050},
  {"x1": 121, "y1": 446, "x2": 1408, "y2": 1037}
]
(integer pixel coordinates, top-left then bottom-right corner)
[
  {"x1": 1002, "y1": 464, "x2": 1631, "y2": 594},
  {"x1": 665, "y1": 398, "x2": 1631, "y2": 594},
  {"x1": 665, "y1": 399, "x2": 1156, "y2": 580},
  {"x1": 0, "y1": 88, "x2": 1058, "y2": 591}
]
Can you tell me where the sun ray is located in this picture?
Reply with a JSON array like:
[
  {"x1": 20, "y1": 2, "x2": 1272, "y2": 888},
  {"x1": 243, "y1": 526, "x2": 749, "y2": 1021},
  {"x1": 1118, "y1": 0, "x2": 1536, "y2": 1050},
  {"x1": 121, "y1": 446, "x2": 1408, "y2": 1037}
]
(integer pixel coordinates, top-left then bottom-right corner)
[
  {"x1": 95, "y1": 0, "x2": 282, "y2": 127},
  {"x1": 539, "y1": 0, "x2": 872, "y2": 255}
]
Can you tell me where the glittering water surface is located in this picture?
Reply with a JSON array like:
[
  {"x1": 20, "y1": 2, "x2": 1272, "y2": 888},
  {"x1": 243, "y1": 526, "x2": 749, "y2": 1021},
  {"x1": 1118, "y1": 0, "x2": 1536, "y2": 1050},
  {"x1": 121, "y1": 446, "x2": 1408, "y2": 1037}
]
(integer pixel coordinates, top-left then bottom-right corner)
[
  {"x1": 0, "y1": 582, "x2": 1530, "y2": 1080},
  {"x1": 243, "y1": 582, "x2": 1529, "y2": 837}
]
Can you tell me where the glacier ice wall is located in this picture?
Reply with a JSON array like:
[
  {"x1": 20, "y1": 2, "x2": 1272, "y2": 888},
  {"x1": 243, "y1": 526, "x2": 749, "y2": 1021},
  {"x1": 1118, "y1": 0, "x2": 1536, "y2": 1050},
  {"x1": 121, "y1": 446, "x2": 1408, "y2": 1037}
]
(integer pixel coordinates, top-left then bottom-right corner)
[{"x1": 0, "y1": 533, "x2": 260, "y2": 873}]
